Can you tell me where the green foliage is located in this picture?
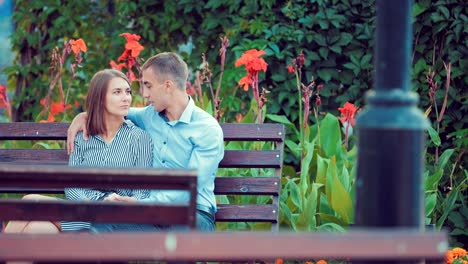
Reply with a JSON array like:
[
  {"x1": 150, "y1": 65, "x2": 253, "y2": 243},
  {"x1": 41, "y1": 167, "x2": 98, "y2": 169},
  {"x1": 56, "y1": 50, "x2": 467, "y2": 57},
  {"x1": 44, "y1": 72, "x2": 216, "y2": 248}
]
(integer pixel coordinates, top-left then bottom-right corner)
[{"x1": 2, "y1": 0, "x2": 466, "y2": 245}]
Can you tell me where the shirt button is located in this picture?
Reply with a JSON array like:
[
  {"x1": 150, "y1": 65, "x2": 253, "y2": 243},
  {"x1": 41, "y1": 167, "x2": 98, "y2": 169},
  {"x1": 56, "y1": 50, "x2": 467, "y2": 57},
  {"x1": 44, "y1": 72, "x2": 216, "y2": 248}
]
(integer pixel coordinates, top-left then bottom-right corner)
[
  {"x1": 162, "y1": 160, "x2": 165, "y2": 163},
  {"x1": 163, "y1": 141, "x2": 166, "y2": 144}
]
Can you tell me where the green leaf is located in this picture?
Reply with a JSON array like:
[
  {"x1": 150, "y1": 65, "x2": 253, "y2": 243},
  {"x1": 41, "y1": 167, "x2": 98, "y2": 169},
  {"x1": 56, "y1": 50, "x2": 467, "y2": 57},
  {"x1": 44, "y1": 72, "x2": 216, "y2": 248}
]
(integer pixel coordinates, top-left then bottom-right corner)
[
  {"x1": 425, "y1": 192, "x2": 437, "y2": 217},
  {"x1": 328, "y1": 156, "x2": 353, "y2": 223},
  {"x1": 337, "y1": 33, "x2": 353, "y2": 46},
  {"x1": 316, "y1": 155, "x2": 328, "y2": 186},
  {"x1": 437, "y1": 149, "x2": 454, "y2": 171},
  {"x1": 319, "y1": 113, "x2": 341, "y2": 158},
  {"x1": 436, "y1": 190, "x2": 459, "y2": 229},
  {"x1": 296, "y1": 183, "x2": 322, "y2": 231},
  {"x1": 289, "y1": 179, "x2": 303, "y2": 210},
  {"x1": 317, "y1": 69, "x2": 334, "y2": 82},
  {"x1": 300, "y1": 140, "x2": 316, "y2": 193},
  {"x1": 314, "y1": 34, "x2": 327, "y2": 46},
  {"x1": 285, "y1": 139, "x2": 301, "y2": 158},
  {"x1": 360, "y1": 54, "x2": 372, "y2": 67},
  {"x1": 316, "y1": 222, "x2": 346, "y2": 232},
  {"x1": 329, "y1": 45, "x2": 342, "y2": 54},
  {"x1": 265, "y1": 114, "x2": 294, "y2": 126},
  {"x1": 427, "y1": 126, "x2": 441, "y2": 146},
  {"x1": 425, "y1": 169, "x2": 443, "y2": 191},
  {"x1": 438, "y1": 6, "x2": 450, "y2": 19},
  {"x1": 448, "y1": 211, "x2": 466, "y2": 229},
  {"x1": 319, "y1": 47, "x2": 329, "y2": 59},
  {"x1": 412, "y1": 3, "x2": 428, "y2": 17}
]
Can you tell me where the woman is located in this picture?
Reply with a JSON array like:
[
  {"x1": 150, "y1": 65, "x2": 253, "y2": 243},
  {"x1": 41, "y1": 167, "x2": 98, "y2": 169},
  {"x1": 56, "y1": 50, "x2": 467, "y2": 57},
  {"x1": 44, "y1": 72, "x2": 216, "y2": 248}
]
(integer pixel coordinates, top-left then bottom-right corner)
[{"x1": 4, "y1": 69, "x2": 154, "y2": 234}]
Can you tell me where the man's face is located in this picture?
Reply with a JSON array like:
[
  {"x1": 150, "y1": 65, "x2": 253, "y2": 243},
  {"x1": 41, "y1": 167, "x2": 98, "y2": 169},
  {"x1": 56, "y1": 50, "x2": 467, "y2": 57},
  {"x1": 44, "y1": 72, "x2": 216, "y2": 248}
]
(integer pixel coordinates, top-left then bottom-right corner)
[{"x1": 142, "y1": 68, "x2": 168, "y2": 112}]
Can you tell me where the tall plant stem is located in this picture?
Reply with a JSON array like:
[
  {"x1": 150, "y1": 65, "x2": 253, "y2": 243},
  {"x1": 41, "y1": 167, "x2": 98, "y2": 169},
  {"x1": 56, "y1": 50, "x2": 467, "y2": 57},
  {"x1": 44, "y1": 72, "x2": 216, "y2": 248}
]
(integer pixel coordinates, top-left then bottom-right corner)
[{"x1": 295, "y1": 70, "x2": 304, "y2": 158}]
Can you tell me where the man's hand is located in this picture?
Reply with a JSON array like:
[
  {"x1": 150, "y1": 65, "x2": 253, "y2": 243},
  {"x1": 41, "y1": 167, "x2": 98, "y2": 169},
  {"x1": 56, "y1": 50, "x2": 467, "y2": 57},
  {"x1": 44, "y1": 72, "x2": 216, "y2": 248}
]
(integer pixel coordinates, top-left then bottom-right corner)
[{"x1": 67, "y1": 112, "x2": 88, "y2": 154}]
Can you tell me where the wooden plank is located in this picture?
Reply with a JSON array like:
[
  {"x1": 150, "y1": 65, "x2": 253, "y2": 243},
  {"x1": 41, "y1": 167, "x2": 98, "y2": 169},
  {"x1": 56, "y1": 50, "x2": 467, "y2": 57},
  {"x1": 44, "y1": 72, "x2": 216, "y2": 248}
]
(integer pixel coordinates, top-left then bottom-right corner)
[
  {"x1": 221, "y1": 123, "x2": 285, "y2": 141},
  {"x1": 0, "y1": 164, "x2": 197, "y2": 190},
  {"x1": 214, "y1": 177, "x2": 280, "y2": 195},
  {"x1": 0, "y1": 199, "x2": 193, "y2": 225},
  {"x1": 0, "y1": 177, "x2": 282, "y2": 195},
  {"x1": 0, "y1": 123, "x2": 285, "y2": 142},
  {"x1": 0, "y1": 230, "x2": 447, "y2": 262},
  {"x1": 0, "y1": 149, "x2": 283, "y2": 168},
  {"x1": 221, "y1": 150, "x2": 282, "y2": 168},
  {"x1": 0, "y1": 149, "x2": 68, "y2": 164},
  {"x1": 0, "y1": 122, "x2": 69, "y2": 140},
  {"x1": 216, "y1": 204, "x2": 277, "y2": 222}
]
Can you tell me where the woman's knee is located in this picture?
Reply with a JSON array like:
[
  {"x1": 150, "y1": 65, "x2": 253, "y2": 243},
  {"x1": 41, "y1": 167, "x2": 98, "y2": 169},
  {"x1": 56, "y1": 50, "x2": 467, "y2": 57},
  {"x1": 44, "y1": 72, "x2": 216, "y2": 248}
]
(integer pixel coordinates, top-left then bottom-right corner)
[
  {"x1": 22, "y1": 194, "x2": 56, "y2": 200},
  {"x1": 22, "y1": 221, "x2": 59, "y2": 234}
]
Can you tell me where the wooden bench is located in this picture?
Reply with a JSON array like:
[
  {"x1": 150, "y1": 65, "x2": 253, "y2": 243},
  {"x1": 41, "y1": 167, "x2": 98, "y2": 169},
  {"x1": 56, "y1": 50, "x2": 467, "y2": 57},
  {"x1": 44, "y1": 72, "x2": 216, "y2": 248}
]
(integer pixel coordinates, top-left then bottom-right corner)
[
  {"x1": 0, "y1": 122, "x2": 284, "y2": 231},
  {"x1": 0, "y1": 164, "x2": 198, "y2": 228},
  {"x1": 0, "y1": 122, "x2": 448, "y2": 263}
]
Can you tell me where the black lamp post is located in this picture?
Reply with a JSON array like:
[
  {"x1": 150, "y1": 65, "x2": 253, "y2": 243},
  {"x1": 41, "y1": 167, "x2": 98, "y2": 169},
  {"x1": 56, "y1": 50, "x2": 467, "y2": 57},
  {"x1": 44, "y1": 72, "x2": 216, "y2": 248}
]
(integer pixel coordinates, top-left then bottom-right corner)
[{"x1": 355, "y1": 0, "x2": 429, "y2": 262}]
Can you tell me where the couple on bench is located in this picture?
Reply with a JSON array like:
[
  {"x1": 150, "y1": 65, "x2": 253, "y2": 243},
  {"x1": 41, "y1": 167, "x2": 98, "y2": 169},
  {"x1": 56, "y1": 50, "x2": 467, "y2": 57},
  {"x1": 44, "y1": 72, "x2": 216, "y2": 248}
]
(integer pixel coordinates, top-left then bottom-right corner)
[{"x1": 4, "y1": 52, "x2": 224, "y2": 234}]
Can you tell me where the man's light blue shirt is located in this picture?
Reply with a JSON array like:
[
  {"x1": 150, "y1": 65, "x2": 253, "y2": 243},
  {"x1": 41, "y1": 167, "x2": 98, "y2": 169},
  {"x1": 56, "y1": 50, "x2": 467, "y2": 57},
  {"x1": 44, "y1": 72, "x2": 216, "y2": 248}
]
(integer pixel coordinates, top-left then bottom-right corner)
[{"x1": 126, "y1": 98, "x2": 224, "y2": 214}]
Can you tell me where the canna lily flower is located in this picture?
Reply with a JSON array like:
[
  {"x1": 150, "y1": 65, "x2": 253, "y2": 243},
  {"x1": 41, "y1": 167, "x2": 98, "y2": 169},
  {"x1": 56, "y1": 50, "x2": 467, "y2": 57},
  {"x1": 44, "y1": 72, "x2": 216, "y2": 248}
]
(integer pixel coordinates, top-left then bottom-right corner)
[
  {"x1": 235, "y1": 49, "x2": 268, "y2": 75},
  {"x1": 338, "y1": 101, "x2": 358, "y2": 127},
  {"x1": 238, "y1": 76, "x2": 252, "y2": 92},
  {"x1": 120, "y1": 33, "x2": 144, "y2": 57},
  {"x1": 69, "y1": 38, "x2": 87, "y2": 55},
  {"x1": 338, "y1": 101, "x2": 359, "y2": 150},
  {"x1": 109, "y1": 60, "x2": 126, "y2": 71}
]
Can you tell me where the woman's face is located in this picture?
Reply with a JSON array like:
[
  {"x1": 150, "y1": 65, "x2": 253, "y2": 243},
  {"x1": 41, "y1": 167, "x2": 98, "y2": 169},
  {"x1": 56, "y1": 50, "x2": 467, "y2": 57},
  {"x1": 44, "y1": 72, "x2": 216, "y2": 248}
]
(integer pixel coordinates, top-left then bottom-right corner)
[{"x1": 104, "y1": 77, "x2": 132, "y2": 118}]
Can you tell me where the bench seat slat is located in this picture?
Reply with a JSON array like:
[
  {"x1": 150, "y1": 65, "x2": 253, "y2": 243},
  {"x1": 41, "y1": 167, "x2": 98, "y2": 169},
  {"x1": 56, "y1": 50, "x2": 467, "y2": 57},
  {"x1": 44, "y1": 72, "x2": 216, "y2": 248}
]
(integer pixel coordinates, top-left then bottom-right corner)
[
  {"x1": 0, "y1": 149, "x2": 283, "y2": 168},
  {"x1": 216, "y1": 204, "x2": 277, "y2": 222},
  {"x1": 0, "y1": 200, "x2": 192, "y2": 225}
]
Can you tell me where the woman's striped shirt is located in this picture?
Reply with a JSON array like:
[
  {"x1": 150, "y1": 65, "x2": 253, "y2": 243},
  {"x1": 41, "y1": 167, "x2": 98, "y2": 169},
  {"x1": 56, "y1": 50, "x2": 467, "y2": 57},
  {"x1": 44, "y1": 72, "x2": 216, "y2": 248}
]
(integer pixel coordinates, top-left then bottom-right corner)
[{"x1": 61, "y1": 120, "x2": 153, "y2": 231}]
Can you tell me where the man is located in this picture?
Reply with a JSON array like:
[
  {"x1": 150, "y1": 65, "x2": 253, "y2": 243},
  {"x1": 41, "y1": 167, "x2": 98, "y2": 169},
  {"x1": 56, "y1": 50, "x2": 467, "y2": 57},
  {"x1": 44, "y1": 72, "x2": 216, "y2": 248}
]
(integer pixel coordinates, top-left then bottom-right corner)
[{"x1": 67, "y1": 52, "x2": 224, "y2": 231}]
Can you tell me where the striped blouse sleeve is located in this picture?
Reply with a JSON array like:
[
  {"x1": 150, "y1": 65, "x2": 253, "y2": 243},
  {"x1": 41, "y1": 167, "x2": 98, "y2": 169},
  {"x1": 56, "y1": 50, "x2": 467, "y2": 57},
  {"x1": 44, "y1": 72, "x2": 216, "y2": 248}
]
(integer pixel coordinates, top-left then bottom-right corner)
[{"x1": 65, "y1": 135, "x2": 108, "y2": 201}]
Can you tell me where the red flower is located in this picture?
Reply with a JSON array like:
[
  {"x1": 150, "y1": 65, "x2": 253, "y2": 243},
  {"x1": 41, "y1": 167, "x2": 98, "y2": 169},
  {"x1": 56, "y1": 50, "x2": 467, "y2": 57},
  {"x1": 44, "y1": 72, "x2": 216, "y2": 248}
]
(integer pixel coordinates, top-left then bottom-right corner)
[
  {"x1": 120, "y1": 33, "x2": 144, "y2": 57},
  {"x1": 235, "y1": 49, "x2": 267, "y2": 91},
  {"x1": 69, "y1": 38, "x2": 87, "y2": 55},
  {"x1": 109, "y1": 60, "x2": 126, "y2": 71},
  {"x1": 119, "y1": 33, "x2": 141, "y2": 42},
  {"x1": 238, "y1": 76, "x2": 252, "y2": 91},
  {"x1": 40, "y1": 99, "x2": 71, "y2": 116},
  {"x1": 40, "y1": 113, "x2": 56, "y2": 123},
  {"x1": 235, "y1": 49, "x2": 268, "y2": 73},
  {"x1": 287, "y1": 65, "x2": 294, "y2": 73},
  {"x1": 338, "y1": 102, "x2": 358, "y2": 126}
]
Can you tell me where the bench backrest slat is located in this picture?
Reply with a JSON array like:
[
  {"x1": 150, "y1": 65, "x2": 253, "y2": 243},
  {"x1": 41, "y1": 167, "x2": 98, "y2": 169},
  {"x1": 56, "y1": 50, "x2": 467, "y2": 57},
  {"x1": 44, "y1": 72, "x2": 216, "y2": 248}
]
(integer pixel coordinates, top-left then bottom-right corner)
[
  {"x1": 214, "y1": 177, "x2": 280, "y2": 195},
  {"x1": 0, "y1": 149, "x2": 282, "y2": 168},
  {"x1": 0, "y1": 122, "x2": 285, "y2": 231},
  {"x1": 0, "y1": 123, "x2": 285, "y2": 142},
  {"x1": 0, "y1": 200, "x2": 192, "y2": 225}
]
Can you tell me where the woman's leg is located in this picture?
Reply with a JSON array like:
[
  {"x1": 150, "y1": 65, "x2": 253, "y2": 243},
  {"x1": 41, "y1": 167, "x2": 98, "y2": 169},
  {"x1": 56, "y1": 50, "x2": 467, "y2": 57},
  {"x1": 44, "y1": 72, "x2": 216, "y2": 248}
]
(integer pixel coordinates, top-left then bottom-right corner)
[{"x1": 4, "y1": 194, "x2": 60, "y2": 233}]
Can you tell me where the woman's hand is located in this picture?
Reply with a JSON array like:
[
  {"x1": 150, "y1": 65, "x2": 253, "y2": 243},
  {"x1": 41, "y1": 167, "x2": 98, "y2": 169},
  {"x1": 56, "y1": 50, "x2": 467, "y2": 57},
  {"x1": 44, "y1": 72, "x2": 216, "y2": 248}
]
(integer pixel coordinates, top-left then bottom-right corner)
[{"x1": 103, "y1": 193, "x2": 137, "y2": 203}]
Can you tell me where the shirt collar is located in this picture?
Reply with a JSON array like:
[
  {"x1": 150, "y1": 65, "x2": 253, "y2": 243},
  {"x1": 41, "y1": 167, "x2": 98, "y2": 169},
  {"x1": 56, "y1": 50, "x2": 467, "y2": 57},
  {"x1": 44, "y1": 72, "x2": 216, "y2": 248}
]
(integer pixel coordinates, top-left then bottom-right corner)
[
  {"x1": 178, "y1": 96, "x2": 194, "y2": 124},
  {"x1": 123, "y1": 119, "x2": 135, "y2": 128},
  {"x1": 162, "y1": 96, "x2": 194, "y2": 126}
]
